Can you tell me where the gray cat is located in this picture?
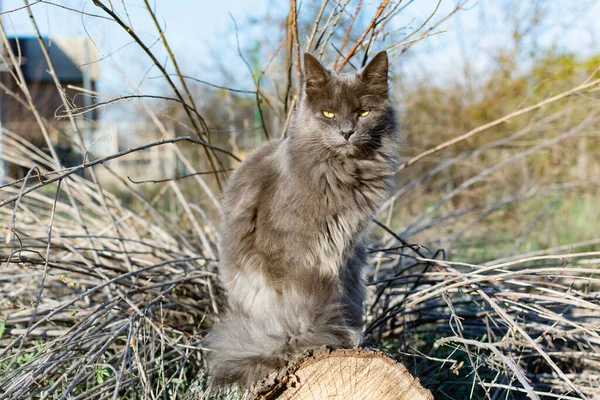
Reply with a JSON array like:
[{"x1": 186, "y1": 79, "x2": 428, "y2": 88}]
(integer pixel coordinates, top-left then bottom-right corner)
[{"x1": 204, "y1": 51, "x2": 399, "y2": 388}]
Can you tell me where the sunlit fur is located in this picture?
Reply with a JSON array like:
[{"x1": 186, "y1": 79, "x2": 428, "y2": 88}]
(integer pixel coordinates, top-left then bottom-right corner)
[{"x1": 204, "y1": 51, "x2": 399, "y2": 389}]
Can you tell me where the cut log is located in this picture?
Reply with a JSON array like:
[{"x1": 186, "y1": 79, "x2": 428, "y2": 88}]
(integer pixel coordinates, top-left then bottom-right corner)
[{"x1": 251, "y1": 348, "x2": 433, "y2": 400}]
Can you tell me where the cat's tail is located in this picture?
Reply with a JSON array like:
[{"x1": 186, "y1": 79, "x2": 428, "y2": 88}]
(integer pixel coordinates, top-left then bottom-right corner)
[{"x1": 203, "y1": 298, "x2": 359, "y2": 389}]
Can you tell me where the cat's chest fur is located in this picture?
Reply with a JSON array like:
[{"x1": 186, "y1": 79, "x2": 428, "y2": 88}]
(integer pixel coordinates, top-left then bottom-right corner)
[{"x1": 265, "y1": 144, "x2": 391, "y2": 274}]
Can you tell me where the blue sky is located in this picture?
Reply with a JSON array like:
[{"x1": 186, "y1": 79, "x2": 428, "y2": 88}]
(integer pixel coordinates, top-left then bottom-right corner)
[
  {"x1": 2, "y1": 1, "x2": 599, "y2": 108},
  {"x1": 1, "y1": 0, "x2": 271, "y2": 93}
]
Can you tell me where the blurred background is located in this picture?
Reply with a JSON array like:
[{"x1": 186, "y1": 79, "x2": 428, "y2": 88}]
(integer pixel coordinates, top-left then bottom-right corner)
[
  {"x1": 1, "y1": 1, "x2": 600, "y2": 398},
  {"x1": 2, "y1": 0, "x2": 599, "y2": 260}
]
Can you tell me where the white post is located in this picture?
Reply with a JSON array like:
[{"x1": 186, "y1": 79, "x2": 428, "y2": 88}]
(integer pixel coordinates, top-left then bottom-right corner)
[
  {"x1": 0, "y1": 0, "x2": 5, "y2": 183},
  {"x1": 82, "y1": 38, "x2": 93, "y2": 147}
]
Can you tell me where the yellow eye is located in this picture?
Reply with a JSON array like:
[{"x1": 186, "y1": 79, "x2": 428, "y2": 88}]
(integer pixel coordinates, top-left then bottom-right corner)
[
  {"x1": 359, "y1": 109, "x2": 370, "y2": 117},
  {"x1": 322, "y1": 111, "x2": 335, "y2": 118}
]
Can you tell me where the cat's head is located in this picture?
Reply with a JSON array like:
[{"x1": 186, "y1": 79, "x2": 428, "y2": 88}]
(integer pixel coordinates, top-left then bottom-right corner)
[{"x1": 295, "y1": 51, "x2": 396, "y2": 156}]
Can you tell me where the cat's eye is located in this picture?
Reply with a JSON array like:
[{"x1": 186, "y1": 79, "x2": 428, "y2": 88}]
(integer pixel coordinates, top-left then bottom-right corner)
[
  {"x1": 359, "y1": 109, "x2": 370, "y2": 117},
  {"x1": 322, "y1": 111, "x2": 335, "y2": 118}
]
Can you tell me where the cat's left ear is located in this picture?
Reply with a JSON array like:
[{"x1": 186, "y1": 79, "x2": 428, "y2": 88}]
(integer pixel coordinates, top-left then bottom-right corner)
[{"x1": 360, "y1": 51, "x2": 389, "y2": 93}]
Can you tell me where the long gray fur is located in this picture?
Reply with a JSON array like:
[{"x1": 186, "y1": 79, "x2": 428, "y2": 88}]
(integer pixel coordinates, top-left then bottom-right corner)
[{"x1": 204, "y1": 51, "x2": 399, "y2": 388}]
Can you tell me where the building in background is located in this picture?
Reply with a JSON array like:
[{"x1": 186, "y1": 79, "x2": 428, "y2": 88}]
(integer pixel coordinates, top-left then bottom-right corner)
[
  {"x1": 0, "y1": 36, "x2": 99, "y2": 179},
  {"x1": 0, "y1": 35, "x2": 179, "y2": 185}
]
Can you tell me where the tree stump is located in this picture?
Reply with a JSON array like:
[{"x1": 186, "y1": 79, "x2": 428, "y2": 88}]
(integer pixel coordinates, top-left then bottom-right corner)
[{"x1": 251, "y1": 348, "x2": 433, "y2": 400}]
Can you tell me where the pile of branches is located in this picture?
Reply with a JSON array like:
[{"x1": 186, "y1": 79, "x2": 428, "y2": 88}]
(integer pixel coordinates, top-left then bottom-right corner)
[
  {"x1": 0, "y1": 134, "x2": 219, "y2": 398},
  {"x1": 1, "y1": 151, "x2": 599, "y2": 399},
  {"x1": 366, "y1": 236, "x2": 600, "y2": 399}
]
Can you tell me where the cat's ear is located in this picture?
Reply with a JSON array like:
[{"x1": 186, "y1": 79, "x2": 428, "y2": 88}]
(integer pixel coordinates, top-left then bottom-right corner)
[
  {"x1": 360, "y1": 51, "x2": 388, "y2": 93},
  {"x1": 304, "y1": 53, "x2": 329, "y2": 90}
]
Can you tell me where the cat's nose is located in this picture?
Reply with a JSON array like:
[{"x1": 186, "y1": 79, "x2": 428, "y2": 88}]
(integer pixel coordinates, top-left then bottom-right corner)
[{"x1": 340, "y1": 121, "x2": 355, "y2": 140}]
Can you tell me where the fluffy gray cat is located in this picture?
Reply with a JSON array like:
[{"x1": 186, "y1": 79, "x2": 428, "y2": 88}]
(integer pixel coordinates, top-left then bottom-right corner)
[{"x1": 204, "y1": 50, "x2": 399, "y2": 388}]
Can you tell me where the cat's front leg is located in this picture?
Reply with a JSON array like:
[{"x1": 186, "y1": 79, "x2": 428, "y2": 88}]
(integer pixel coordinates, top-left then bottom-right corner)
[
  {"x1": 339, "y1": 245, "x2": 367, "y2": 333},
  {"x1": 222, "y1": 251, "x2": 281, "y2": 317}
]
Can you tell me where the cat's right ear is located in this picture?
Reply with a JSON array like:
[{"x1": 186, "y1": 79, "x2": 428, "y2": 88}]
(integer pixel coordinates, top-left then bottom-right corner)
[{"x1": 304, "y1": 53, "x2": 329, "y2": 90}]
